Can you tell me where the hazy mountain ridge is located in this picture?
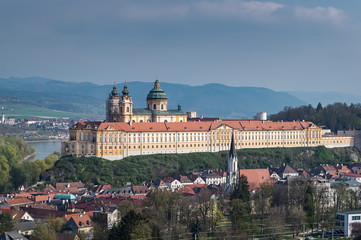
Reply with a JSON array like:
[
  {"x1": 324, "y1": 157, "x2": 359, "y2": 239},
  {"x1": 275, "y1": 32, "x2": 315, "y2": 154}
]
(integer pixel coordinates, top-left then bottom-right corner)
[
  {"x1": 0, "y1": 77, "x2": 307, "y2": 118},
  {"x1": 289, "y1": 91, "x2": 361, "y2": 107}
]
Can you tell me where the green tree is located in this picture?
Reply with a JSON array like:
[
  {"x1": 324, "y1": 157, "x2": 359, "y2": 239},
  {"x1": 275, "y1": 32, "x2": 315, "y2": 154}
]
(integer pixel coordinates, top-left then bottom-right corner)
[
  {"x1": 231, "y1": 174, "x2": 250, "y2": 201},
  {"x1": 230, "y1": 199, "x2": 251, "y2": 234},
  {"x1": 191, "y1": 218, "x2": 202, "y2": 240},
  {"x1": 30, "y1": 224, "x2": 56, "y2": 240},
  {"x1": 109, "y1": 210, "x2": 151, "y2": 240},
  {"x1": 304, "y1": 185, "x2": 315, "y2": 232},
  {"x1": 0, "y1": 156, "x2": 10, "y2": 192},
  {"x1": 197, "y1": 187, "x2": 213, "y2": 230},
  {"x1": 254, "y1": 182, "x2": 274, "y2": 234},
  {"x1": 117, "y1": 200, "x2": 134, "y2": 218},
  {"x1": 287, "y1": 205, "x2": 306, "y2": 238},
  {"x1": 316, "y1": 102, "x2": 323, "y2": 112},
  {"x1": 0, "y1": 213, "x2": 13, "y2": 234},
  {"x1": 49, "y1": 218, "x2": 66, "y2": 233}
]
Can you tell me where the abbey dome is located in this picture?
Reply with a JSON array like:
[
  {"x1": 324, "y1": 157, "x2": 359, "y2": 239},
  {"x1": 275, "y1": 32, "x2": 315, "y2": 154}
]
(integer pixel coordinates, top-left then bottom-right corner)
[{"x1": 146, "y1": 80, "x2": 168, "y2": 100}]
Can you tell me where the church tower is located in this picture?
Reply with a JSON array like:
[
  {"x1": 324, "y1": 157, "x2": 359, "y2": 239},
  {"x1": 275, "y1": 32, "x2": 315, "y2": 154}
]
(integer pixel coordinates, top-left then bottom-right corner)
[
  {"x1": 226, "y1": 132, "x2": 239, "y2": 189},
  {"x1": 106, "y1": 83, "x2": 120, "y2": 122},
  {"x1": 119, "y1": 82, "x2": 133, "y2": 123}
]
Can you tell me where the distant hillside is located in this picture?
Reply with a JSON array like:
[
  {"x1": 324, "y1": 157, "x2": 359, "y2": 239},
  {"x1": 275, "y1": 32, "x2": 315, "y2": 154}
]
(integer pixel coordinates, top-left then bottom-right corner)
[
  {"x1": 289, "y1": 91, "x2": 361, "y2": 107},
  {"x1": 0, "y1": 77, "x2": 306, "y2": 119},
  {"x1": 41, "y1": 146, "x2": 359, "y2": 187}
]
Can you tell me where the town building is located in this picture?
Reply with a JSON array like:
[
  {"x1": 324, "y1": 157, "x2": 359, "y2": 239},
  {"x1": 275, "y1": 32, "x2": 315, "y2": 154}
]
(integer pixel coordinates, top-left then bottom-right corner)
[
  {"x1": 335, "y1": 210, "x2": 361, "y2": 236},
  {"x1": 61, "y1": 80, "x2": 355, "y2": 160}
]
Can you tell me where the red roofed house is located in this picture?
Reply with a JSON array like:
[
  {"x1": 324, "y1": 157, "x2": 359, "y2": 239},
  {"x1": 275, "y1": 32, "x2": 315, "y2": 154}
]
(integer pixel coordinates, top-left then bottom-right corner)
[
  {"x1": 334, "y1": 164, "x2": 350, "y2": 174},
  {"x1": 311, "y1": 164, "x2": 337, "y2": 178},
  {"x1": 132, "y1": 185, "x2": 148, "y2": 196},
  {"x1": 276, "y1": 164, "x2": 299, "y2": 179},
  {"x1": 6, "y1": 197, "x2": 34, "y2": 208},
  {"x1": 342, "y1": 173, "x2": 361, "y2": 183},
  {"x1": 270, "y1": 171, "x2": 281, "y2": 181},
  {"x1": 56, "y1": 182, "x2": 86, "y2": 194},
  {"x1": 203, "y1": 171, "x2": 222, "y2": 185},
  {"x1": 163, "y1": 177, "x2": 183, "y2": 191},
  {"x1": 178, "y1": 175, "x2": 193, "y2": 186},
  {"x1": 239, "y1": 169, "x2": 271, "y2": 190},
  {"x1": 188, "y1": 174, "x2": 206, "y2": 185},
  {"x1": 1, "y1": 209, "x2": 34, "y2": 222},
  {"x1": 92, "y1": 184, "x2": 111, "y2": 194},
  {"x1": 65, "y1": 213, "x2": 93, "y2": 236}
]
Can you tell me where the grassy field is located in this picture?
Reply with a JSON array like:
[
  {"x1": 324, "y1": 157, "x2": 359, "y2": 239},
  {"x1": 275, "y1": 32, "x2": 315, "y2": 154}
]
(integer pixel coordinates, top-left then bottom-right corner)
[{"x1": 1, "y1": 104, "x2": 104, "y2": 120}]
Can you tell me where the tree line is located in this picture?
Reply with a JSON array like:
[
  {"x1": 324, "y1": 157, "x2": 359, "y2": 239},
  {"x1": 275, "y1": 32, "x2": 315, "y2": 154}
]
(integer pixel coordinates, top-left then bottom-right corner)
[
  {"x1": 0, "y1": 136, "x2": 59, "y2": 193},
  {"x1": 270, "y1": 102, "x2": 361, "y2": 133}
]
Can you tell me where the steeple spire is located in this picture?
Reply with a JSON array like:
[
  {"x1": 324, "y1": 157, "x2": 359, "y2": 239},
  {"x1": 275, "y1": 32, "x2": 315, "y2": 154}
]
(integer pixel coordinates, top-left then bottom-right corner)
[
  {"x1": 229, "y1": 132, "x2": 236, "y2": 159},
  {"x1": 122, "y1": 81, "x2": 129, "y2": 96},
  {"x1": 226, "y1": 131, "x2": 238, "y2": 190}
]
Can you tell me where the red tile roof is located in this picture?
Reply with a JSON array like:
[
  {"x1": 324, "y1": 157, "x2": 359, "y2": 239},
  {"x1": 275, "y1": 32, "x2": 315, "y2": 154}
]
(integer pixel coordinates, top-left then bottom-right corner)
[
  {"x1": 6, "y1": 197, "x2": 34, "y2": 206},
  {"x1": 163, "y1": 177, "x2": 175, "y2": 183},
  {"x1": 334, "y1": 165, "x2": 350, "y2": 174},
  {"x1": 343, "y1": 173, "x2": 361, "y2": 178},
  {"x1": 177, "y1": 186, "x2": 196, "y2": 195},
  {"x1": 73, "y1": 120, "x2": 319, "y2": 132},
  {"x1": 321, "y1": 165, "x2": 336, "y2": 172},
  {"x1": 67, "y1": 213, "x2": 92, "y2": 229},
  {"x1": 132, "y1": 186, "x2": 148, "y2": 195},
  {"x1": 179, "y1": 175, "x2": 192, "y2": 183},
  {"x1": 239, "y1": 169, "x2": 271, "y2": 190},
  {"x1": 56, "y1": 182, "x2": 85, "y2": 190},
  {"x1": 1, "y1": 209, "x2": 27, "y2": 222},
  {"x1": 92, "y1": 184, "x2": 111, "y2": 193}
]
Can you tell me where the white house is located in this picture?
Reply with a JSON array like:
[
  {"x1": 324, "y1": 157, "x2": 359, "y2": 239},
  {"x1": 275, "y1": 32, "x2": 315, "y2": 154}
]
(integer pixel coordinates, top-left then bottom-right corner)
[
  {"x1": 163, "y1": 177, "x2": 183, "y2": 191},
  {"x1": 335, "y1": 210, "x2": 361, "y2": 236}
]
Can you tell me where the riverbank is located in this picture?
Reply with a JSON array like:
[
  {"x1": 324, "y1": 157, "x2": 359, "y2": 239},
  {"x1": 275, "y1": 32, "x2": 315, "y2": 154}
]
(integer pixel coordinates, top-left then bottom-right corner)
[
  {"x1": 23, "y1": 152, "x2": 36, "y2": 161},
  {"x1": 25, "y1": 139, "x2": 64, "y2": 143},
  {"x1": 27, "y1": 141, "x2": 62, "y2": 160}
]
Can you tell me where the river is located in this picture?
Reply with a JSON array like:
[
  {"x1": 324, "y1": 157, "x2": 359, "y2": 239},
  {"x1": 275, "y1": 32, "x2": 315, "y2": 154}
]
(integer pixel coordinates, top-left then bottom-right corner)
[{"x1": 27, "y1": 140, "x2": 62, "y2": 161}]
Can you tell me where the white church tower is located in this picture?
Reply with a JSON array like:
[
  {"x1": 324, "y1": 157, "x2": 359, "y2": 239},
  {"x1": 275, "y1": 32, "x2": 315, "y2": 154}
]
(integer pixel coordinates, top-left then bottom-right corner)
[{"x1": 226, "y1": 132, "x2": 239, "y2": 189}]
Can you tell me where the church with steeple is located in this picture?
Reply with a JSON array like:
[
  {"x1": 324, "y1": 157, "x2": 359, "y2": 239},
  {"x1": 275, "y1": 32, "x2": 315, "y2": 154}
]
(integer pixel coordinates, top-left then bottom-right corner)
[{"x1": 106, "y1": 78, "x2": 188, "y2": 123}]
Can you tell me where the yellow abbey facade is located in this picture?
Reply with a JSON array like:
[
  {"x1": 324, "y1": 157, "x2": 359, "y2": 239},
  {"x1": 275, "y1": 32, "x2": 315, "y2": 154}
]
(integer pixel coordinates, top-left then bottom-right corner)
[{"x1": 61, "y1": 80, "x2": 354, "y2": 160}]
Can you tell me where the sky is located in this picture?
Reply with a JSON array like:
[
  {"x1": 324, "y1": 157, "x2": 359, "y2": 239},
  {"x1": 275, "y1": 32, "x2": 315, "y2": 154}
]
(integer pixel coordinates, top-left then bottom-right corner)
[{"x1": 1, "y1": 0, "x2": 361, "y2": 94}]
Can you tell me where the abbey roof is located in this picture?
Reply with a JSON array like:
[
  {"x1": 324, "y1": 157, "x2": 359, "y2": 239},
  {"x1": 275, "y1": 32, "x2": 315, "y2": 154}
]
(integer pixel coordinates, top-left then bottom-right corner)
[{"x1": 72, "y1": 120, "x2": 317, "y2": 132}]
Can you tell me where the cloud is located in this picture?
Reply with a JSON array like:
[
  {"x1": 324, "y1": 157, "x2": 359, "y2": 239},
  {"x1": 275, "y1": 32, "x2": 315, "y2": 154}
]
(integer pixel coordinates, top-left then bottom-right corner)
[
  {"x1": 295, "y1": 6, "x2": 345, "y2": 24},
  {"x1": 121, "y1": 4, "x2": 189, "y2": 20},
  {"x1": 194, "y1": 0, "x2": 284, "y2": 22}
]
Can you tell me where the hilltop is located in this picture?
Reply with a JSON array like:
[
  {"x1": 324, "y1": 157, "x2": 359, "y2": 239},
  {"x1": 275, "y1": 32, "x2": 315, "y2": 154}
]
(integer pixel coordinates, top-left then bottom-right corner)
[
  {"x1": 0, "y1": 77, "x2": 306, "y2": 119},
  {"x1": 41, "y1": 146, "x2": 360, "y2": 187}
]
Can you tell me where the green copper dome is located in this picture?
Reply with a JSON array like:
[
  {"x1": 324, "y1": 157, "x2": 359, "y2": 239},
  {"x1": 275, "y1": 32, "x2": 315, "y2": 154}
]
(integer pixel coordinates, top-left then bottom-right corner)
[{"x1": 146, "y1": 79, "x2": 168, "y2": 100}]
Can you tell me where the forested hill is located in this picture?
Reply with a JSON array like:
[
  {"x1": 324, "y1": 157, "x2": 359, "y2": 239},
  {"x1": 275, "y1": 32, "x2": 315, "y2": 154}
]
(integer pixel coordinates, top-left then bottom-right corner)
[
  {"x1": 0, "y1": 77, "x2": 306, "y2": 118},
  {"x1": 41, "y1": 146, "x2": 359, "y2": 188},
  {"x1": 270, "y1": 103, "x2": 361, "y2": 133}
]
